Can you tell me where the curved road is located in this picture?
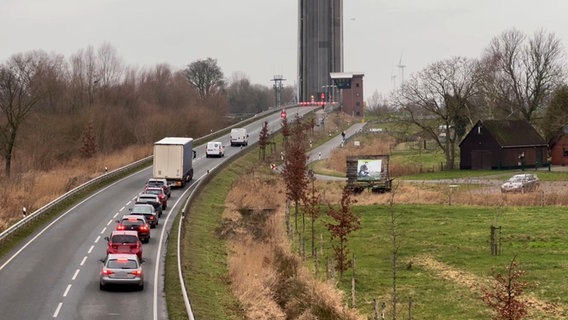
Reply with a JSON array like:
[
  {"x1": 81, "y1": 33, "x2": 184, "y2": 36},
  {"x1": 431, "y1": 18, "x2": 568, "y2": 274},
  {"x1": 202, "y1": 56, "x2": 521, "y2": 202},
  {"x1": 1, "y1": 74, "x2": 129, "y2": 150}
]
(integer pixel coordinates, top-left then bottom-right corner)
[{"x1": 0, "y1": 106, "x2": 317, "y2": 320}]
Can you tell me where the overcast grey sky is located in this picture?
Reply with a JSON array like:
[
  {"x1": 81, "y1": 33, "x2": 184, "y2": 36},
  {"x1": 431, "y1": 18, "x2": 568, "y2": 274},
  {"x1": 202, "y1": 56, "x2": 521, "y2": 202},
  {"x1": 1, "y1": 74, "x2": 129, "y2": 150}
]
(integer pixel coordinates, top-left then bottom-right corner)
[{"x1": 2, "y1": 0, "x2": 567, "y2": 101}]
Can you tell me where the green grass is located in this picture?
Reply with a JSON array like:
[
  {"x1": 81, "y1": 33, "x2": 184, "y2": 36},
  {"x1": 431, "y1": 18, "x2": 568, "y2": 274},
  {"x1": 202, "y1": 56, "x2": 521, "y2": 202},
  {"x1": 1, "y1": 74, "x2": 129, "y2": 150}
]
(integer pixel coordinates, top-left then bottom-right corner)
[
  {"x1": 171, "y1": 153, "x2": 260, "y2": 319},
  {"x1": 167, "y1": 121, "x2": 568, "y2": 319},
  {"x1": 301, "y1": 204, "x2": 568, "y2": 319}
]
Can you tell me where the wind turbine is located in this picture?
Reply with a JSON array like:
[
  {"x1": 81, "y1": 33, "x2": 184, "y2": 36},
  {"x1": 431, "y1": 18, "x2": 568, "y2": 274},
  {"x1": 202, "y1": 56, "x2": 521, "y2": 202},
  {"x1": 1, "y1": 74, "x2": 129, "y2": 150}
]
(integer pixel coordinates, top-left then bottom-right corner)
[{"x1": 398, "y1": 52, "x2": 406, "y2": 86}]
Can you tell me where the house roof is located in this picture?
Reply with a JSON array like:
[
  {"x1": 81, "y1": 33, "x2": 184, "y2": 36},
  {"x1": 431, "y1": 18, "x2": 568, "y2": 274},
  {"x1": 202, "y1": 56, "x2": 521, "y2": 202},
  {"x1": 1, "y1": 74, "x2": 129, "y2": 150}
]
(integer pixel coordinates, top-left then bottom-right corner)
[
  {"x1": 329, "y1": 72, "x2": 364, "y2": 79},
  {"x1": 475, "y1": 119, "x2": 547, "y2": 148}
]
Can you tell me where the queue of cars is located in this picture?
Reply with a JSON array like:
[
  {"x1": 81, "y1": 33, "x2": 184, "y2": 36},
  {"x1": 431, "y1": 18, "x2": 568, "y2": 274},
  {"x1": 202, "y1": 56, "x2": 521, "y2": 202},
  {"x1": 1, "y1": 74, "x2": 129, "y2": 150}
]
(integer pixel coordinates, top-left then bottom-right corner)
[{"x1": 100, "y1": 177, "x2": 171, "y2": 291}]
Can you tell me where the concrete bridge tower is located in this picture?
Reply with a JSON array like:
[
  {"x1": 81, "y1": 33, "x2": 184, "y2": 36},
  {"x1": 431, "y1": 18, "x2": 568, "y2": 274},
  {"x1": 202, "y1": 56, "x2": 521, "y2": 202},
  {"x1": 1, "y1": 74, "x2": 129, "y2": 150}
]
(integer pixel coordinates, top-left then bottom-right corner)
[{"x1": 298, "y1": 0, "x2": 343, "y2": 103}]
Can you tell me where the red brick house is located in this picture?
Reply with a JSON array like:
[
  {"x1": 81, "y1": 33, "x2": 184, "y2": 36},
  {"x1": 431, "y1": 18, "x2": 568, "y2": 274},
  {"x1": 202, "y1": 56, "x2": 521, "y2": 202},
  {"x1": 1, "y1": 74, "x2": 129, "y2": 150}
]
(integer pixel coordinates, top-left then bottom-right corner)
[
  {"x1": 548, "y1": 125, "x2": 568, "y2": 165},
  {"x1": 459, "y1": 120, "x2": 548, "y2": 170}
]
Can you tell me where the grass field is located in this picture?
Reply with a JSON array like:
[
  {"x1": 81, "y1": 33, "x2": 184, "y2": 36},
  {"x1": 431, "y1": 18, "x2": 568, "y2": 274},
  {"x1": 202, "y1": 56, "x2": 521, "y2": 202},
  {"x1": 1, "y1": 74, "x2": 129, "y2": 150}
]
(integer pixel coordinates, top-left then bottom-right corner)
[
  {"x1": 169, "y1": 117, "x2": 568, "y2": 319},
  {"x1": 308, "y1": 203, "x2": 568, "y2": 319}
]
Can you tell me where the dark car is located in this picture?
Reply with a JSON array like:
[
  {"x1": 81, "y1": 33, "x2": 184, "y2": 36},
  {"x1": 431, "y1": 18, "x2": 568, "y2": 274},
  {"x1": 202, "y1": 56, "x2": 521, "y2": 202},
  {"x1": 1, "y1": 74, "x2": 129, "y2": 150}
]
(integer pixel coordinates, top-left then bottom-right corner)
[
  {"x1": 116, "y1": 215, "x2": 150, "y2": 243},
  {"x1": 129, "y1": 203, "x2": 158, "y2": 228},
  {"x1": 99, "y1": 253, "x2": 144, "y2": 291},
  {"x1": 143, "y1": 187, "x2": 167, "y2": 210},
  {"x1": 146, "y1": 178, "x2": 171, "y2": 198},
  {"x1": 105, "y1": 230, "x2": 142, "y2": 259},
  {"x1": 136, "y1": 194, "x2": 163, "y2": 217}
]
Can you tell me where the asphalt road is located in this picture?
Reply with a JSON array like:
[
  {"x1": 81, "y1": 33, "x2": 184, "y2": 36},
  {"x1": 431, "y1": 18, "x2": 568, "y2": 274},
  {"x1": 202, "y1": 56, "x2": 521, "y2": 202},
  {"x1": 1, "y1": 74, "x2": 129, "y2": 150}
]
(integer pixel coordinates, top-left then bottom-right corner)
[{"x1": 0, "y1": 106, "x2": 318, "y2": 320}]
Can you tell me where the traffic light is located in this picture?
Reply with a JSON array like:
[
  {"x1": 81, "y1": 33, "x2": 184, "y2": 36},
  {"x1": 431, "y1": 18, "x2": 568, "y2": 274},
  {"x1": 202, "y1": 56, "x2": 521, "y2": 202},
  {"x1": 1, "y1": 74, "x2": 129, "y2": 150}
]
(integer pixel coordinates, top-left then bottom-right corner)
[{"x1": 320, "y1": 92, "x2": 325, "y2": 101}]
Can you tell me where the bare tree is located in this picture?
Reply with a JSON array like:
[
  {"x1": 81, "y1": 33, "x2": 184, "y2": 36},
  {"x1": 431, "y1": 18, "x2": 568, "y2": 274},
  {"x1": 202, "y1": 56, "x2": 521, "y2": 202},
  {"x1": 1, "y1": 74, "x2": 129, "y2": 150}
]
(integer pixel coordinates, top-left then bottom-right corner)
[
  {"x1": 184, "y1": 57, "x2": 224, "y2": 100},
  {"x1": 0, "y1": 52, "x2": 48, "y2": 176},
  {"x1": 395, "y1": 56, "x2": 482, "y2": 169},
  {"x1": 367, "y1": 90, "x2": 394, "y2": 118},
  {"x1": 483, "y1": 28, "x2": 565, "y2": 123},
  {"x1": 97, "y1": 42, "x2": 124, "y2": 88},
  {"x1": 226, "y1": 74, "x2": 272, "y2": 114},
  {"x1": 541, "y1": 85, "x2": 568, "y2": 140},
  {"x1": 70, "y1": 45, "x2": 99, "y2": 107}
]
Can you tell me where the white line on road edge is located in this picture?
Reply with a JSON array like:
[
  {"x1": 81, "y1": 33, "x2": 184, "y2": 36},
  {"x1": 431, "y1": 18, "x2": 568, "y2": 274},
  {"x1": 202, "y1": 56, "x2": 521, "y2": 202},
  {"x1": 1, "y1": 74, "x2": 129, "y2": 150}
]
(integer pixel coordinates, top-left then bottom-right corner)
[{"x1": 153, "y1": 178, "x2": 199, "y2": 320}]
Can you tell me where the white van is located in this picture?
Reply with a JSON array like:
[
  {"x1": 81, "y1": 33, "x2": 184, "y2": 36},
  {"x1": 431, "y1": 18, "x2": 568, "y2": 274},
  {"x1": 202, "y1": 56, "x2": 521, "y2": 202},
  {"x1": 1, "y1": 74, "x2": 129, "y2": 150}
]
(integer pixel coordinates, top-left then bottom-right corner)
[
  {"x1": 230, "y1": 128, "x2": 248, "y2": 147},
  {"x1": 205, "y1": 141, "x2": 224, "y2": 158}
]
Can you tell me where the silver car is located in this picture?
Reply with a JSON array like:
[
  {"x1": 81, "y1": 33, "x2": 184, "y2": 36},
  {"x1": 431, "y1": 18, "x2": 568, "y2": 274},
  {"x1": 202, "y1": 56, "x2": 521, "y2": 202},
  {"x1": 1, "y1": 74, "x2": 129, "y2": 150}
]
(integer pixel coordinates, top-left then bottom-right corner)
[
  {"x1": 500, "y1": 173, "x2": 540, "y2": 193},
  {"x1": 99, "y1": 254, "x2": 144, "y2": 290}
]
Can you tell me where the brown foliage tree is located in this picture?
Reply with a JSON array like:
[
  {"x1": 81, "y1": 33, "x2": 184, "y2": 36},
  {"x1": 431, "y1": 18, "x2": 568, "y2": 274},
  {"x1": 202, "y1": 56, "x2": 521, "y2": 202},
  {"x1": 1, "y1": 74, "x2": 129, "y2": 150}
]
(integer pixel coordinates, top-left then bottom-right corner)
[
  {"x1": 281, "y1": 115, "x2": 309, "y2": 235},
  {"x1": 80, "y1": 121, "x2": 97, "y2": 158},
  {"x1": 482, "y1": 255, "x2": 529, "y2": 320},
  {"x1": 326, "y1": 187, "x2": 360, "y2": 279},
  {"x1": 258, "y1": 121, "x2": 270, "y2": 160}
]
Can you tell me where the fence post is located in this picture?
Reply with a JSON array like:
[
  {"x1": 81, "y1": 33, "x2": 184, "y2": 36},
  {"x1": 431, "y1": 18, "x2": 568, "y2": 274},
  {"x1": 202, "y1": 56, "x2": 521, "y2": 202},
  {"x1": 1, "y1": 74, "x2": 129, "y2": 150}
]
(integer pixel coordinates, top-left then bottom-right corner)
[
  {"x1": 351, "y1": 253, "x2": 356, "y2": 307},
  {"x1": 373, "y1": 298, "x2": 379, "y2": 320}
]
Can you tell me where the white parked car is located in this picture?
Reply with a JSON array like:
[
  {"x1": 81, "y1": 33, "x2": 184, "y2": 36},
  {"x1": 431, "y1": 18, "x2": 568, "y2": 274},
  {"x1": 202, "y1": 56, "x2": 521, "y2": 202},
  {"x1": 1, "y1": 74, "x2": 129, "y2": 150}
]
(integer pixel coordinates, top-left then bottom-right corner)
[{"x1": 500, "y1": 173, "x2": 539, "y2": 193}]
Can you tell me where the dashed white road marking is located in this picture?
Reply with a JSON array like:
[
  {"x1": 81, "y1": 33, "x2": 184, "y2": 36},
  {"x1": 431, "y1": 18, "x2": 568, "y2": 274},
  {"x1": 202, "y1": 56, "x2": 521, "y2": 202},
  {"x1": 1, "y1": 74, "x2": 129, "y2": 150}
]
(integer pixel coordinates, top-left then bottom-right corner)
[
  {"x1": 72, "y1": 269, "x2": 80, "y2": 280},
  {"x1": 63, "y1": 284, "x2": 71, "y2": 297},
  {"x1": 53, "y1": 302, "x2": 62, "y2": 318}
]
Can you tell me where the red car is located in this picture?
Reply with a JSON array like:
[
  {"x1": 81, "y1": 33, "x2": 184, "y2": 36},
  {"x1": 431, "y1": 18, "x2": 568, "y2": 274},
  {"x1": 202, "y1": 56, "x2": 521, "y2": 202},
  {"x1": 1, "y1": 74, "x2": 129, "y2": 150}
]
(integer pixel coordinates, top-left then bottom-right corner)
[
  {"x1": 105, "y1": 230, "x2": 143, "y2": 259},
  {"x1": 146, "y1": 178, "x2": 171, "y2": 198},
  {"x1": 143, "y1": 187, "x2": 167, "y2": 210},
  {"x1": 116, "y1": 215, "x2": 150, "y2": 243}
]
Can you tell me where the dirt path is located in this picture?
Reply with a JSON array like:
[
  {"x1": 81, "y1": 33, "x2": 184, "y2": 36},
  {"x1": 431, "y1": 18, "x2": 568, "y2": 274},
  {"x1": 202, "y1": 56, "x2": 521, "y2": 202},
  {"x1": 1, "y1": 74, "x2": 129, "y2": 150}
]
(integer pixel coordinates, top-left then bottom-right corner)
[{"x1": 412, "y1": 254, "x2": 565, "y2": 319}]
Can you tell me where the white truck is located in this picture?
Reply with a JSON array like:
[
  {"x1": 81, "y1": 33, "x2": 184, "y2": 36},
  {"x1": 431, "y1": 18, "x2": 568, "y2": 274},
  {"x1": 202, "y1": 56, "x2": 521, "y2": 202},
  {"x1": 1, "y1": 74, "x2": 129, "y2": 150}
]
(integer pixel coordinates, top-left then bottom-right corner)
[
  {"x1": 153, "y1": 137, "x2": 196, "y2": 188},
  {"x1": 230, "y1": 128, "x2": 248, "y2": 147}
]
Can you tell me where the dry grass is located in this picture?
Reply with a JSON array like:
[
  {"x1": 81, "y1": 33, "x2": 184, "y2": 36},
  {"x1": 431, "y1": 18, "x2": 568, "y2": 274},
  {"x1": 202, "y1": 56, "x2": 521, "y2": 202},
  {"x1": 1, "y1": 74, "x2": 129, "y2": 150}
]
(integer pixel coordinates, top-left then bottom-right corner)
[
  {"x1": 224, "y1": 174, "x2": 365, "y2": 320},
  {"x1": 0, "y1": 144, "x2": 151, "y2": 233},
  {"x1": 308, "y1": 180, "x2": 568, "y2": 208},
  {"x1": 412, "y1": 254, "x2": 565, "y2": 319}
]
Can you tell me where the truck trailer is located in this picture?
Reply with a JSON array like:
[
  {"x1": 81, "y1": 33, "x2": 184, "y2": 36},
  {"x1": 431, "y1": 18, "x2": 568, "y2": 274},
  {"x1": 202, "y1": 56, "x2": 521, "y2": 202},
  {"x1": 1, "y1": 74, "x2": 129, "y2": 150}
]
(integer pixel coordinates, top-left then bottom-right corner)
[{"x1": 153, "y1": 137, "x2": 195, "y2": 188}]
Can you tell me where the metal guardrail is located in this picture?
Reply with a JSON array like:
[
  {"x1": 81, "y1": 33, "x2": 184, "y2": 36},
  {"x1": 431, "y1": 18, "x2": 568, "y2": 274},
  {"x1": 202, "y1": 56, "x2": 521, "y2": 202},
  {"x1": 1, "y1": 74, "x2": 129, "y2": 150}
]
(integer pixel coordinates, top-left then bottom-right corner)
[
  {"x1": 0, "y1": 104, "x2": 298, "y2": 247},
  {"x1": 0, "y1": 156, "x2": 152, "y2": 246}
]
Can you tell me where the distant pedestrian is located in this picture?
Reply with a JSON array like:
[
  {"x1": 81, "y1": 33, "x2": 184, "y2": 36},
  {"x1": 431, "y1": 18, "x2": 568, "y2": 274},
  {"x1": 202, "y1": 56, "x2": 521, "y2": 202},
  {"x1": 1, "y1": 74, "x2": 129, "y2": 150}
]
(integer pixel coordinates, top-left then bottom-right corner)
[
  {"x1": 280, "y1": 151, "x2": 285, "y2": 161},
  {"x1": 341, "y1": 131, "x2": 346, "y2": 141},
  {"x1": 318, "y1": 152, "x2": 322, "y2": 160},
  {"x1": 22, "y1": 207, "x2": 27, "y2": 218}
]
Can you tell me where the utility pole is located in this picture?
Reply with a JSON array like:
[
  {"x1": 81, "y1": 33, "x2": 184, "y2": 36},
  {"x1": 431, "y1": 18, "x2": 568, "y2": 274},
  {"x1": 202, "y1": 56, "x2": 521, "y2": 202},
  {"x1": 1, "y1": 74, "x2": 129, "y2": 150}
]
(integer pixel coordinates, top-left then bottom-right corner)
[{"x1": 271, "y1": 75, "x2": 286, "y2": 108}]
